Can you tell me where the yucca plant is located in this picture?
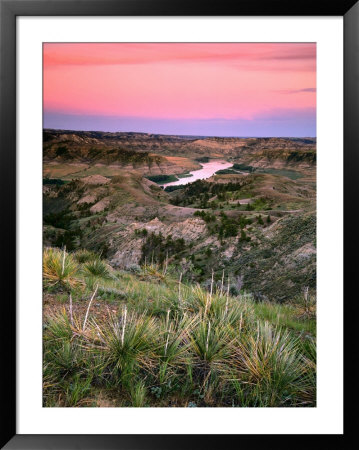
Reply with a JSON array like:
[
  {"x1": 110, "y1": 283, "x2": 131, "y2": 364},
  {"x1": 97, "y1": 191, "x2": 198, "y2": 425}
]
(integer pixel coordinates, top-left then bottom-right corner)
[
  {"x1": 190, "y1": 320, "x2": 234, "y2": 368},
  {"x1": 74, "y1": 249, "x2": 98, "y2": 264},
  {"x1": 43, "y1": 247, "x2": 81, "y2": 289},
  {"x1": 142, "y1": 263, "x2": 166, "y2": 281},
  {"x1": 188, "y1": 284, "x2": 209, "y2": 313},
  {"x1": 300, "y1": 335, "x2": 316, "y2": 366},
  {"x1": 43, "y1": 310, "x2": 73, "y2": 343},
  {"x1": 155, "y1": 312, "x2": 196, "y2": 386},
  {"x1": 44, "y1": 340, "x2": 86, "y2": 380},
  {"x1": 82, "y1": 258, "x2": 112, "y2": 279},
  {"x1": 232, "y1": 321, "x2": 310, "y2": 406},
  {"x1": 91, "y1": 308, "x2": 157, "y2": 388},
  {"x1": 297, "y1": 335, "x2": 316, "y2": 405}
]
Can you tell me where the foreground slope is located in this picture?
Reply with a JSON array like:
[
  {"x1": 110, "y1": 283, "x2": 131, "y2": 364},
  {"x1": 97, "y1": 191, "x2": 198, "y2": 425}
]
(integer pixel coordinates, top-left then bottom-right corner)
[{"x1": 43, "y1": 248, "x2": 316, "y2": 407}]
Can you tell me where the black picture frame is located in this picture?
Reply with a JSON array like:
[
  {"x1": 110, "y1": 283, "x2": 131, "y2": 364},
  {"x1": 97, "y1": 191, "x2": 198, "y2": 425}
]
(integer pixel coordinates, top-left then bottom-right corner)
[{"x1": 1, "y1": 0, "x2": 357, "y2": 448}]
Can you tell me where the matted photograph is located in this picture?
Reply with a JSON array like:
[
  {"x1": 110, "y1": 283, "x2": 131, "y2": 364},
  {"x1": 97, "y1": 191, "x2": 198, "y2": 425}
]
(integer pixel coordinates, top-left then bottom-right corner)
[{"x1": 42, "y1": 42, "x2": 317, "y2": 408}]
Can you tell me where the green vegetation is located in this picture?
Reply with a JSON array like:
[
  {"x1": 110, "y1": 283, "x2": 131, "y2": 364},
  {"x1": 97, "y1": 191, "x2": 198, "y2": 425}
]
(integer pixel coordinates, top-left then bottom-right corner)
[
  {"x1": 230, "y1": 164, "x2": 303, "y2": 180},
  {"x1": 44, "y1": 208, "x2": 83, "y2": 251},
  {"x1": 215, "y1": 169, "x2": 239, "y2": 175},
  {"x1": 193, "y1": 210, "x2": 216, "y2": 223},
  {"x1": 82, "y1": 258, "x2": 112, "y2": 279},
  {"x1": 231, "y1": 213, "x2": 316, "y2": 301},
  {"x1": 46, "y1": 144, "x2": 163, "y2": 167},
  {"x1": 232, "y1": 163, "x2": 255, "y2": 172},
  {"x1": 43, "y1": 247, "x2": 316, "y2": 408},
  {"x1": 43, "y1": 247, "x2": 82, "y2": 290},
  {"x1": 164, "y1": 185, "x2": 186, "y2": 193},
  {"x1": 170, "y1": 179, "x2": 243, "y2": 208},
  {"x1": 286, "y1": 150, "x2": 316, "y2": 163},
  {"x1": 193, "y1": 210, "x2": 252, "y2": 241},
  {"x1": 195, "y1": 156, "x2": 210, "y2": 163},
  {"x1": 256, "y1": 168, "x2": 303, "y2": 180},
  {"x1": 146, "y1": 174, "x2": 178, "y2": 184},
  {"x1": 43, "y1": 178, "x2": 65, "y2": 185},
  {"x1": 73, "y1": 249, "x2": 98, "y2": 264},
  {"x1": 140, "y1": 232, "x2": 186, "y2": 265}
]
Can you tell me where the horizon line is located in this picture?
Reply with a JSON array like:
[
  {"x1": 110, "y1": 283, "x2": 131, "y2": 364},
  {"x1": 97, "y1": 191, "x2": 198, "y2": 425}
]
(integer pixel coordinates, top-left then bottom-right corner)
[{"x1": 43, "y1": 128, "x2": 316, "y2": 139}]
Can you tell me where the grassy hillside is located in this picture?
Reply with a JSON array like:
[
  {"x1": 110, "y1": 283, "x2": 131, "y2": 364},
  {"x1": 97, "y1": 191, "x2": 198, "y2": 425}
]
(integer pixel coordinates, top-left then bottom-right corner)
[
  {"x1": 43, "y1": 247, "x2": 316, "y2": 407},
  {"x1": 43, "y1": 166, "x2": 316, "y2": 301}
]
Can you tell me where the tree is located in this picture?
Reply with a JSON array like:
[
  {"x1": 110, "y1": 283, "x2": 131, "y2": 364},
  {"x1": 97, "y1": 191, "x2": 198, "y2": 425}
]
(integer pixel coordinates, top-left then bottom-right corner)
[{"x1": 246, "y1": 202, "x2": 254, "y2": 211}]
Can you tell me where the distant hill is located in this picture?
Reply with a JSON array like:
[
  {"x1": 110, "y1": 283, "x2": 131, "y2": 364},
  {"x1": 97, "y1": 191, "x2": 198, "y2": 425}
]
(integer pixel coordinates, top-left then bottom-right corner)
[{"x1": 43, "y1": 129, "x2": 316, "y2": 169}]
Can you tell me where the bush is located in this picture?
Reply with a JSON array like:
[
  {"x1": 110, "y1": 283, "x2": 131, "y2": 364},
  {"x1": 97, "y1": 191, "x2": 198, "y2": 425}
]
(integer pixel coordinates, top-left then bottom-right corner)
[
  {"x1": 43, "y1": 247, "x2": 81, "y2": 289},
  {"x1": 74, "y1": 249, "x2": 98, "y2": 264},
  {"x1": 127, "y1": 264, "x2": 141, "y2": 274},
  {"x1": 233, "y1": 322, "x2": 311, "y2": 406},
  {"x1": 82, "y1": 258, "x2": 112, "y2": 279},
  {"x1": 229, "y1": 285, "x2": 240, "y2": 296}
]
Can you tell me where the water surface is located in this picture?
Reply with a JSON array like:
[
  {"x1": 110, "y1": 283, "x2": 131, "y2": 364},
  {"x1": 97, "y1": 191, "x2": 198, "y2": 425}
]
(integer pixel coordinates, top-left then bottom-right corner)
[{"x1": 161, "y1": 160, "x2": 233, "y2": 187}]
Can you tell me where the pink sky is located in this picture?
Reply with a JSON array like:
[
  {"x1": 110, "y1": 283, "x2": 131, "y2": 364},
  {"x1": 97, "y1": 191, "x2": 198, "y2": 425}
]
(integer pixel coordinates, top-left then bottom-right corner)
[{"x1": 43, "y1": 43, "x2": 316, "y2": 136}]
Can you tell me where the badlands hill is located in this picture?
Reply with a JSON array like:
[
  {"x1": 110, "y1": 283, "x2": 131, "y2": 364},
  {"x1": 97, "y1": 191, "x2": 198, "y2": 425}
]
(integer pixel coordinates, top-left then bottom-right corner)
[
  {"x1": 43, "y1": 129, "x2": 316, "y2": 178},
  {"x1": 43, "y1": 167, "x2": 316, "y2": 302}
]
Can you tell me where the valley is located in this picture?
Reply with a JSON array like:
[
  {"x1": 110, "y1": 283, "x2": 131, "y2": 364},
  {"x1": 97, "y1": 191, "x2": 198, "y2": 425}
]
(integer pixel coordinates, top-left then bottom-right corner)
[{"x1": 43, "y1": 130, "x2": 316, "y2": 303}]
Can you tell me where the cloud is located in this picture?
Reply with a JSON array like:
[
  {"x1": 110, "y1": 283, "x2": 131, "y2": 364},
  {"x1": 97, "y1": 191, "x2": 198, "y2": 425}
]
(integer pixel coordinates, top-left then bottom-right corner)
[
  {"x1": 43, "y1": 43, "x2": 316, "y2": 69},
  {"x1": 254, "y1": 107, "x2": 316, "y2": 121},
  {"x1": 277, "y1": 88, "x2": 316, "y2": 94}
]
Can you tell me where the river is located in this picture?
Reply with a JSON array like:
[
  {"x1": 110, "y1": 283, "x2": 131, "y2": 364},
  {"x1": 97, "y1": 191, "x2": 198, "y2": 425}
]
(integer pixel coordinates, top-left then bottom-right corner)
[{"x1": 160, "y1": 160, "x2": 233, "y2": 188}]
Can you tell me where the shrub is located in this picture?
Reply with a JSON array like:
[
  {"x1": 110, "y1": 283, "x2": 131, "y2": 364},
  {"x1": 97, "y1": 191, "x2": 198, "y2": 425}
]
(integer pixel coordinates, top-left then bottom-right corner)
[
  {"x1": 190, "y1": 320, "x2": 233, "y2": 367},
  {"x1": 74, "y1": 249, "x2": 98, "y2": 264},
  {"x1": 232, "y1": 322, "x2": 310, "y2": 406},
  {"x1": 246, "y1": 203, "x2": 254, "y2": 211},
  {"x1": 229, "y1": 285, "x2": 240, "y2": 297},
  {"x1": 93, "y1": 310, "x2": 157, "y2": 388},
  {"x1": 127, "y1": 263, "x2": 141, "y2": 274},
  {"x1": 82, "y1": 258, "x2": 112, "y2": 279},
  {"x1": 43, "y1": 247, "x2": 81, "y2": 289},
  {"x1": 257, "y1": 215, "x2": 264, "y2": 225}
]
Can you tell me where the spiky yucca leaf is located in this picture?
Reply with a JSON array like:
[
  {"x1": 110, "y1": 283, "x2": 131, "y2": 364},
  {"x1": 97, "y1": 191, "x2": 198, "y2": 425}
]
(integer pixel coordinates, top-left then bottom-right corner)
[
  {"x1": 43, "y1": 310, "x2": 73, "y2": 343},
  {"x1": 190, "y1": 320, "x2": 234, "y2": 367},
  {"x1": 74, "y1": 249, "x2": 98, "y2": 264},
  {"x1": 232, "y1": 322, "x2": 309, "y2": 406},
  {"x1": 82, "y1": 258, "x2": 112, "y2": 279},
  {"x1": 156, "y1": 313, "x2": 197, "y2": 363},
  {"x1": 89, "y1": 310, "x2": 157, "y2": 386},
  {"x1": 43, "y1": 247, "x2": 81, "y2": 289}
]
